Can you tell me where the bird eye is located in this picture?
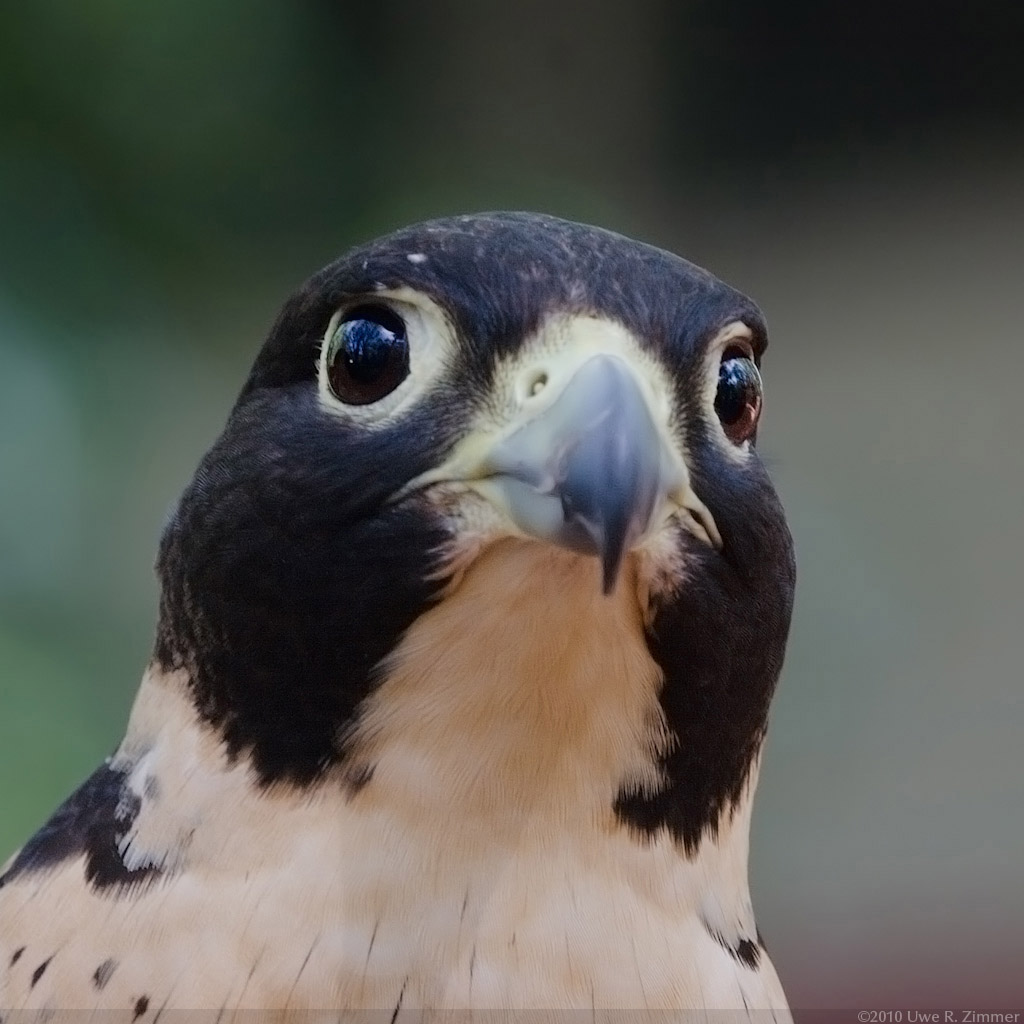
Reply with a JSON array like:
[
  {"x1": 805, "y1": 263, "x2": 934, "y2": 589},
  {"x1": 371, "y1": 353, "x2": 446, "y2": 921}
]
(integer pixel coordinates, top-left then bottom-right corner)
[
  {"x1": 325, "y1": 305, "x2": 410, "y2": 405},
  {"x1": 715, "y1": 347, "x2": 763, "y2": 444}
]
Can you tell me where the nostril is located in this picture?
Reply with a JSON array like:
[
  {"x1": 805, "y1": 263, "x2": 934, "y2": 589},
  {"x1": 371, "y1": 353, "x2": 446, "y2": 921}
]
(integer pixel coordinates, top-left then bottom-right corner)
[{"x1": 526, "y1": 370, "x2": 548, "y2": 397}]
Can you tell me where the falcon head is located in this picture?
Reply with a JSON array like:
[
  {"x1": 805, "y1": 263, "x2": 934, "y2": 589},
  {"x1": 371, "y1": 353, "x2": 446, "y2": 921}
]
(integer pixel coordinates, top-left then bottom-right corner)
[{"x1": 155, "y1": 212, "x2": 795, "y2": 853}]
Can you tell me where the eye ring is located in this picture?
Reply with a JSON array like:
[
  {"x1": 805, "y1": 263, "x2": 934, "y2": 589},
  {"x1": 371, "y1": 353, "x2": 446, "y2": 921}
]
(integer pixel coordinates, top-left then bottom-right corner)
[
  {"x1": 325, "y1": 304, "x2": 410, "y2": 405},
  {"x1": 715, "y1": 345, "x2": 763, "y2": 444}
]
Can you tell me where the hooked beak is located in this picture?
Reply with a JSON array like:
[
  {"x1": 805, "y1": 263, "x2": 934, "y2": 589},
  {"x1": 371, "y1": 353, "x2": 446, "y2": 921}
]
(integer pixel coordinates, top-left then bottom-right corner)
[{"x1": 404, "y1": 352, "x2": 720, "y2": 594}]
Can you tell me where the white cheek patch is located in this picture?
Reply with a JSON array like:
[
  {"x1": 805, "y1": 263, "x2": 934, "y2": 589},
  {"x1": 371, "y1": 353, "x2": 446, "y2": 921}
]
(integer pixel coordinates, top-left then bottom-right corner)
[
  {"x1": 634, "y1": 520, "x2": 690, "y2": 625},
  {"x1": 317, "y1": 288, "x2": 457, "y2": 426}
]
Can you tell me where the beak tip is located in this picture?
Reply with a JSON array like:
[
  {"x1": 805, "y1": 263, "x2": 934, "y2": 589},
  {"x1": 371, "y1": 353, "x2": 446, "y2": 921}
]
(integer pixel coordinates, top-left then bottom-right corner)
[{"x1": 599, "y1": 543, "x2": 626, "y2": 596}]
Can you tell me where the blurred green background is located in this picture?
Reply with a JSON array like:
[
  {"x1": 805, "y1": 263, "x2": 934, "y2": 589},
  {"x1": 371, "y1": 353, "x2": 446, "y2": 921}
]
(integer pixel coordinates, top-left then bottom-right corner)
[{"x1": 1, "y1": 0, "x2": 1022, "y2": 1009}]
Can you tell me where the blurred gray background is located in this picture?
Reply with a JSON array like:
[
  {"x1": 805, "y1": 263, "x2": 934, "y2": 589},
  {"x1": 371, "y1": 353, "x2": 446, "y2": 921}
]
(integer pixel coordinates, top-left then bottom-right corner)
[{"x1": 1, "y1": 0, "x2": 1021, "y2": 1010}]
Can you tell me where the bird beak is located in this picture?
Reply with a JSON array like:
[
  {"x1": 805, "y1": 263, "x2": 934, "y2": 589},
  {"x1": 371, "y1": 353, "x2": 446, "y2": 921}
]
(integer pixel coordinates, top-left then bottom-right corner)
[{"x1": 404, "y1": 351, "x2": 721, "y2": 594}]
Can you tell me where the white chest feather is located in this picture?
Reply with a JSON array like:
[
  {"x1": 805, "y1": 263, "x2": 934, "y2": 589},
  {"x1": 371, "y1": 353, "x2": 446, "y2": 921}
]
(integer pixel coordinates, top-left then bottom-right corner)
[{"x1": 0, "y1": 542, "x2": 788, "y2": 1017}]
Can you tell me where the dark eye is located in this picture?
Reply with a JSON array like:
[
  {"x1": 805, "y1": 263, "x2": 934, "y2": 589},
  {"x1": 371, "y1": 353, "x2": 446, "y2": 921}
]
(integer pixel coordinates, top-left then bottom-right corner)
[
  {"x1": 325, "y1": 305, "x2": 409, "y2": 405},
  {"x1": 715, "y1": 347, "x2": 763, "y2": 444}
]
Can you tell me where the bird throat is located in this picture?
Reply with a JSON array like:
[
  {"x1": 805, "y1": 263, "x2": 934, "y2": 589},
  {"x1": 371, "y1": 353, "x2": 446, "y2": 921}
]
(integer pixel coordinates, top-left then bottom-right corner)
[{"x1": 341, "y1": 537, "x2": 673, "y2": 833}]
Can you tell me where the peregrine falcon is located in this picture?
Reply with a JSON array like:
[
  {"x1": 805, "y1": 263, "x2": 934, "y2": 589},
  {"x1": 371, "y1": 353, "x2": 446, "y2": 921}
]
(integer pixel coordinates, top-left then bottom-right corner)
[{"x1": 0, "y1": 213, "x2": 796, "y2": 1017}]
